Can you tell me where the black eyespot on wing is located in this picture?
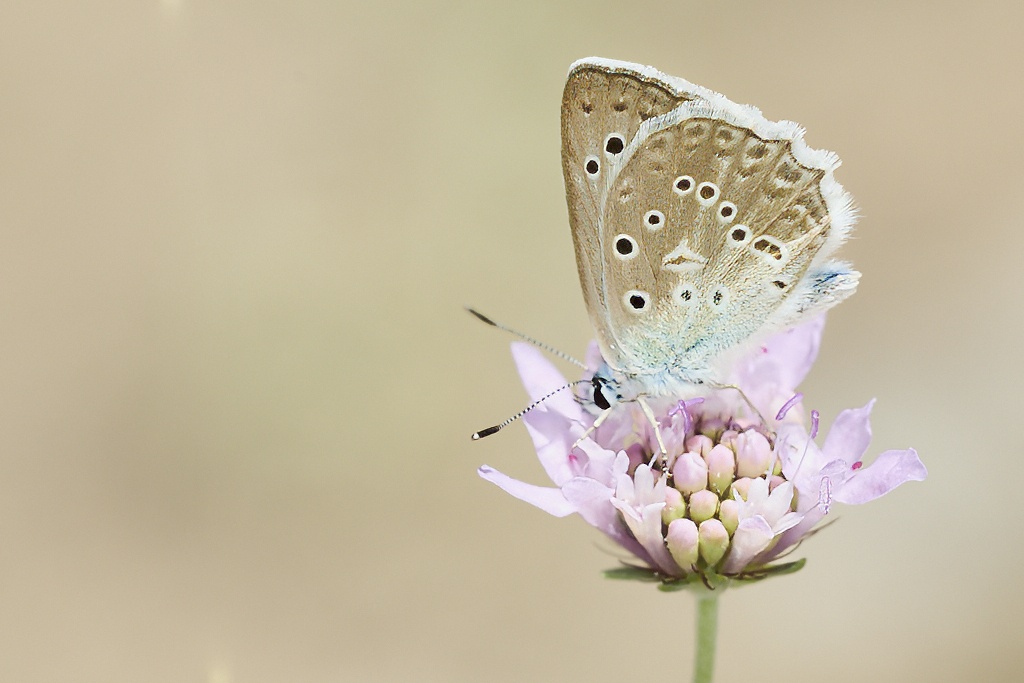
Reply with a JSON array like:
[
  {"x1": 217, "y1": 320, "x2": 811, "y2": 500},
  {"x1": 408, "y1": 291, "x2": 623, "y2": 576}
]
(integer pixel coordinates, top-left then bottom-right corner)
[
  {"x1": 605, "y1": 135, "x2": 624, "y2": 155},
  {"x1": 644, "y1": 210, "x2": 664, "y2": 228},
  {"x1": 672, "y1": 282, "x2": 697, "y2": 308},
  {"x1": 624, "y1": 290, "x2": 650, "y2": 313},
  {"x1": 585, "y1": 158, "x2": 599, "y2": 175},
  {"x1": 615, "y1": 237, "x2": 634, "y2": 255},
  {"x1": 673, "y1": 176, "x2": 694, "y2": 193},
  {"x1": 753, "y1": 237, "x2": 784, "y2": 260}
]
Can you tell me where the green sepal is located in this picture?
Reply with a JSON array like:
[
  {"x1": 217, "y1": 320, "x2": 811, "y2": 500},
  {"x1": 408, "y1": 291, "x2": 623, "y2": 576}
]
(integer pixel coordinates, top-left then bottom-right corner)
[
  {"x1": 603, "y1": 566, "x2": 663, "y2": 583},
  {"x1": 734, "y1": 557, "x2": 807, "y2": 582},
  {"x1": 603, "y1": 564, "x2": 731, "y2": 592},
  {"x1": 656, "y1": 569, "x2": 731, "y2": 592},
  {"x1": 697, "y1": 567, "x2": 731, "y2": 590},
  {"x1": 603, "y1": 557, "x2": 806, "y2": 590}
]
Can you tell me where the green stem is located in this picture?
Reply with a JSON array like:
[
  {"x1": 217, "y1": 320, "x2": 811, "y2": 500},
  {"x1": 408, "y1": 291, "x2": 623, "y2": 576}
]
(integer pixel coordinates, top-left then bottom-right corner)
[{"x1": 692, "y1": 592, "x2": 720, "y2": 683}]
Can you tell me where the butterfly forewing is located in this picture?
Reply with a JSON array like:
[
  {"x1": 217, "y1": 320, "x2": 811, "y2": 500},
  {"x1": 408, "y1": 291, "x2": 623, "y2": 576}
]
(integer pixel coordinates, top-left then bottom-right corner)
[{"x1": 561, "y1": 60, "x2": 696, "y2": 370}]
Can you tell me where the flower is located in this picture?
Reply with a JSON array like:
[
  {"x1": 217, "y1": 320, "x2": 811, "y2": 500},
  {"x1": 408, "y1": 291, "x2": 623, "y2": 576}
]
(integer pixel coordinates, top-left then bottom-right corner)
[{"x1": 478, "y1": 317, "x2": 927, "y2": 586}]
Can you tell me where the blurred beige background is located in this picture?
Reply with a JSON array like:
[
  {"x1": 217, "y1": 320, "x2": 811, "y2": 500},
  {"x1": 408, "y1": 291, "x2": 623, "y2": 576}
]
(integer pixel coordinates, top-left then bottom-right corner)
[{"x1": 1, "y1": 1, "x2": 1020, "y2": 681}]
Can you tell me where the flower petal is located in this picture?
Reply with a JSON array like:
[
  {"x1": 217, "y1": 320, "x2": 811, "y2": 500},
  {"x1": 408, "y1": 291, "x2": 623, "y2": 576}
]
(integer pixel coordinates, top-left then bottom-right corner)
[
  {"x1": 778, "y1": 423, "x2": 827, "y2": 487},
  {"x1": 765, "y1": 315, "x2": 826, "y2": 389},
  {"x1": 561, "y1": 477, "x2": 614, "y2": 523},
  {"x1": 477, "y1": 465, "x2": 576, "y2": 517},
  {"x1": 722, "y1": 516, "x2": 774, "y2": 574},
  {"x1": 762, "y1": 482, "x2": 799, "y2": 528},
  {"x1": 822, "y1": 400, "x2": 875, "y2": 464},
  {"x1": 511, "y1": 342, "x2": 582, "y2": 422},
  {"x1": 563, "y1": 477, "x2": 656, "y2": 567},
  {"x1": 834, "y1": 448, "x2": 927, "y2": 504},
  {"x1": 732, "y1": 315, "x2": 825, "y2": 392},
  {"x1": 522, "y1": 408, "x2": 581, "y2": 487},
  {"x1": 757, "y1": 507, "x2": 820, "y2": 563},
  {"x1": 611, "y1": 497, "x2": 681, "y2": 576},
  {"x1": 576, "y1": 439, "x2": 623, "y2": 487}
]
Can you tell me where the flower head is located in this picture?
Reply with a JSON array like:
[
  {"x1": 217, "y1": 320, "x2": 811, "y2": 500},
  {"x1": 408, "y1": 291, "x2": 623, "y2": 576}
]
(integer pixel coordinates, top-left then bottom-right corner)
[{"x1": 478, "y1": 317, "x2": 927, "y2": 587}]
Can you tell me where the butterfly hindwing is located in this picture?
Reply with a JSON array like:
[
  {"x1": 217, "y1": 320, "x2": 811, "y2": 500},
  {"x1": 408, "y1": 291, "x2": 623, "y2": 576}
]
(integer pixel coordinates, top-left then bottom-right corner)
[{"x1": 562, "y1": 58, "x2": 859, "y2": 387}]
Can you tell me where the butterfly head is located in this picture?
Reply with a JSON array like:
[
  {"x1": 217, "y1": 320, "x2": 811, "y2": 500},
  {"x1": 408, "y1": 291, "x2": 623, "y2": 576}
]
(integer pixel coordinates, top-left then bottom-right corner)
[
  {"x1": 585, "y1": 360, "x2": 711, "y2": 417},
  {"x1": 588, "y1": 369, "x2": 620, "y2": 412}
]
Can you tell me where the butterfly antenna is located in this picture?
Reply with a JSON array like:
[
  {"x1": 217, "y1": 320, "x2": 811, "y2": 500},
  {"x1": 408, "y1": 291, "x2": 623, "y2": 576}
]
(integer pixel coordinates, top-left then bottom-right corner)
[
  {"x1": 472, "y1": 380, "x2": 588, "y2": 440},
  {"x1": 466, "y1": 307, "x2": 587, "y2": 369}
]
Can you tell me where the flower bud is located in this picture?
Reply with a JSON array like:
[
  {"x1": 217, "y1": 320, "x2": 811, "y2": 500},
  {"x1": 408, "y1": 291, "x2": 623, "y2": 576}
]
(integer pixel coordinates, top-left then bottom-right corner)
[
  {"x1": 734, "y1": 430, "x2": 772, "y2": 478},
  {"x1": 688, "y1": 489, "x2": 719, "y2": 524},
  {"x1": 684, "y1": 434, "x2": 714, "y2": 458},
  {"x1": 707, "y1": 444, "x2": 736, "y2": 495},
  {"x1": 698, "y1": 416, "x2": 728, "y2": 437},
  {"x1": 666, "y1": 518, "x2": 699, "y2": 570},
  {"x1": 718, "y1": 498, "x2": 739, "y2": 536},
  {"x1": 731, "y1": 477, "x2": 754, "y2": 501},
  {"x1": 718, "y1": 429, "x2": 740, "y2": 450},
  {"x1": 662, "y1": 487, "x2": 687, "y2": 525},
  {"x1": 698, "y1": 519, "x2": 730, "y2": 568},
  {"x1": 672, "y1": 452, "x2": 708, "y2": 495}
]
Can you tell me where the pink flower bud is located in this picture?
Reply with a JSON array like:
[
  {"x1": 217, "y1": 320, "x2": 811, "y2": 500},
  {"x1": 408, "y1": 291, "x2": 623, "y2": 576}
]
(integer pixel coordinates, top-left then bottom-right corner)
[
  {"x1": 672, "y1": 451, "x2": 708, "y2": 495},
  {"x1": 731, "y1": 477, "x2": 754, "y2": 501},
  {"x1": 662, "y1": 487, "x2": 687, "y2": 525},
  {"x1": 718, "y1": 498, "x2": 739, "y2": 535},
  {"x1": 718, "y1": 429, "x2": 740, "y2": 450},
  {"x1": 698, "y1": 519, "x2": 730, "y2": 568},
  {"x1": 684, "y1": 434, "x2": 714, "y2": 458},
  {"x1": 666, "y1": 518, "x2": 699, "y2": 569},
  {"x1": 688, "y1": 489, "x2": 719, "y2": 523},
  {"x1": 706, "y1": 444, "x2": 736, "y2": 495},
  {"x1": 734, "y1": 430, "x2": 772, "y2": 478}
]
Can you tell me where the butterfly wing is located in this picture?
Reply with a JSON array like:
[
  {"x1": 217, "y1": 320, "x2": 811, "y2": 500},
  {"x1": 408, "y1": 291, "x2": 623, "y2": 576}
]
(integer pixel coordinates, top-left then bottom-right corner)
[
  {"x1": 562, "y1": 59, "x2": 859, "y2": 385},
  {"x1": 561, "y1": 58, "x2": 699, "y2": 371}
]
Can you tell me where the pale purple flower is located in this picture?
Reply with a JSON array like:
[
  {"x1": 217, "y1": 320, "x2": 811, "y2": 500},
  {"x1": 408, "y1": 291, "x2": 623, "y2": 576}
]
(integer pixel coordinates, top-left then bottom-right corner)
[{"x1": 478, "y1": 317, "x2": 927, "y2": 585}]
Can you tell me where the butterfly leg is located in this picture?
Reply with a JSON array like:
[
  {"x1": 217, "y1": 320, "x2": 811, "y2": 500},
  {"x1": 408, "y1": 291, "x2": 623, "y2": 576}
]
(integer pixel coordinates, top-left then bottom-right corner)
[
  {"x1": 637, "y1": 396, "x2": 668, "y2": 464},
  {"x1": 571, "y1": 408, "x2": 611, "y2": 453}
]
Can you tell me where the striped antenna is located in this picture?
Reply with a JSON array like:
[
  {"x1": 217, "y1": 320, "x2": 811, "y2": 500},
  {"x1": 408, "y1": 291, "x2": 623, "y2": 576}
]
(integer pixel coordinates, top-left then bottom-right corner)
[
  {"x1": 466, "y1": 307, "x2": 587, "y2": 369},
  {"x1": 472, "y1": 380, "x2": 587, "y2": 440}
]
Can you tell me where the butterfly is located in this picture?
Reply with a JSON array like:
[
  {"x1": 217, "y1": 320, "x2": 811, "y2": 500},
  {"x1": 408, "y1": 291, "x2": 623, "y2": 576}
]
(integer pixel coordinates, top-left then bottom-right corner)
[
  {"x1": 560, "y1": 58, "x2": 858, "y2": 414},
  {"x1": 472, "y1": 58, "x2": 858, "y2": 446}
]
